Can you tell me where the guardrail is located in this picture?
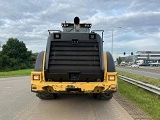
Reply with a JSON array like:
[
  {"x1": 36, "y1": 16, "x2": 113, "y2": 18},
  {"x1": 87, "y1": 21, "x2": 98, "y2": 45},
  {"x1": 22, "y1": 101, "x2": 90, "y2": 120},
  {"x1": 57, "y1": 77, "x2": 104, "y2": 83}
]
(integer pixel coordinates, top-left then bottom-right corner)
[{"x1": 118, "y1": 75, "x2": 160, "y2": 95}]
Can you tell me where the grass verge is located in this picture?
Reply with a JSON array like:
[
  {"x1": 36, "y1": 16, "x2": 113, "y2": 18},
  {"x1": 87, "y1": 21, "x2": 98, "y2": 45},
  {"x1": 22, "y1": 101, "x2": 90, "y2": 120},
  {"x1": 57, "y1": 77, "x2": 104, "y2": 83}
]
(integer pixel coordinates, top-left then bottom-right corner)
[
  {"x1": 0, "y1": 69, "x2": 33, "y2": 77},
  {"x1": 117, "y1": 70, "x2": 160, "y2": 87},
  {"x1": 118, "y1": 79, "x2": 160, "y2": 120}
]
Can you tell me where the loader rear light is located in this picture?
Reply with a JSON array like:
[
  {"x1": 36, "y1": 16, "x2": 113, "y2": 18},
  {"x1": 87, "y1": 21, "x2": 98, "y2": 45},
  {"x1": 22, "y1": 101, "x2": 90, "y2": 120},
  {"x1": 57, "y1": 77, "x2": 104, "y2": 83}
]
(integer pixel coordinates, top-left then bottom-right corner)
[
  {"x1": 33, "y1": 75, "x2": 40, "y2": 80},
  {"x1": 108, "y1": 75, "x2": 115, "y2": 81},
  {"x1": 54, "y1": 33, "x2": 61, "y2": 39},
  {"x1": 110, "y1": 84, "x2": 117, "y2": 91},
  {"x1": 89, "y1": 34, "x2": 96, "y2": 39},
  {"x1": 111, "y1": 86, "x2": 116, "y2": 91},
  {"x1": 72, "y1": 39, "x2": 79, "y2": 45}
]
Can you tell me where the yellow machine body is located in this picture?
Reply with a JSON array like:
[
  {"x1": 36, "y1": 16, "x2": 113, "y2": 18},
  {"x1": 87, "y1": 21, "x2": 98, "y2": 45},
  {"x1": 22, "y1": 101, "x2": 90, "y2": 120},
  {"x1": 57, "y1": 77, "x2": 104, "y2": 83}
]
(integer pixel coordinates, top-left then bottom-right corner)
[{"x1": 31, "y1": 52, "x2": 117, "y2": 94}]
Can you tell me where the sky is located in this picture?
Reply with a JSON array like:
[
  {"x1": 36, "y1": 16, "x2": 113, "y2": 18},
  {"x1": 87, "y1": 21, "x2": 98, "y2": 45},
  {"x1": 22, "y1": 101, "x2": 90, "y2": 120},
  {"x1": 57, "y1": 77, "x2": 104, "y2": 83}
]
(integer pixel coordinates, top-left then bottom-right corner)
[{"x1": 0, "y1": 0, "x2": 160, "y2": 59}]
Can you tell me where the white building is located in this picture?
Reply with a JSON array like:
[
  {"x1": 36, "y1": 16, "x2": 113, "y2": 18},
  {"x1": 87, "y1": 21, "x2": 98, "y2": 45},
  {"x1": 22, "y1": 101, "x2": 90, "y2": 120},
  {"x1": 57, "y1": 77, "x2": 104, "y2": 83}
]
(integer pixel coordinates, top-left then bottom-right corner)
[
  {"x1": 135, "y1": 51, "x2": 160, "y2": 66},
  {"x1": 136, "y1": 51, "x2": 160, "y2": 61}
]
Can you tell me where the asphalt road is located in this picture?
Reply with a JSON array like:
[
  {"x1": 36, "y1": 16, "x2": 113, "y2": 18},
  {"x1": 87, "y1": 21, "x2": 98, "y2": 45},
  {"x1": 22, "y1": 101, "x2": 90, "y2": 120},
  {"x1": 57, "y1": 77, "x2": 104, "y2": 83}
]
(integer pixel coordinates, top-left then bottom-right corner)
[
  {"x1": 116, "y1": 67, "x2": 160, "y2": 79},
  {"x1": 0, "y1": 76, "x2": 133, "y2": 120}
]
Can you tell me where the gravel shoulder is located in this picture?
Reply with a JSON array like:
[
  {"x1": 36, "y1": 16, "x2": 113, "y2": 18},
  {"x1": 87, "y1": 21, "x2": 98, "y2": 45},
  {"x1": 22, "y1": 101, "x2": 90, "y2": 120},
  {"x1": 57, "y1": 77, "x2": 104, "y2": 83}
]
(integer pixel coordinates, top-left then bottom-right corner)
[{"x1": 114, "y1": 92, "x2": 152, "y2": 120}]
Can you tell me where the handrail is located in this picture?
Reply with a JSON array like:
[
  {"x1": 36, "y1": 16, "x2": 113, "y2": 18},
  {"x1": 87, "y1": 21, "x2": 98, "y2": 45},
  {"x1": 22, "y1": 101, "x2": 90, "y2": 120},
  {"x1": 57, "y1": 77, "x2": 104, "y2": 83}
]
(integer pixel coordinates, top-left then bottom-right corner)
[
  {"x1": 48, "y1": 30, "x2": 62, "y2": 35},
  {"x1": 118, "y1": 75, "x2": 160, "y2": 95},
  {"x1": 91, "y1": 30, "x2": 104, "y2": 42}
]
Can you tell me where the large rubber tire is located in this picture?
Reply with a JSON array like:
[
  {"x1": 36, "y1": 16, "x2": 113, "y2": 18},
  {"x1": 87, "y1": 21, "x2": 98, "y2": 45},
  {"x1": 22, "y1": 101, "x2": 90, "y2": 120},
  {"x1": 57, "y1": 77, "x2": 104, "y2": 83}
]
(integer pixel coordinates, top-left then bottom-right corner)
[
  {"x1": 93, "y1": 93, "x2": 113, "y2": 100},
  {"x1": 103, "y1": 93, "x2": 113, "y2": 100},
  {"x1": 106, "y1": 51, "x2": 116, "y2": 72},
  {"x1": 34, "y1": 51, "x2": 45, "y2": 71},
  {"x1": 36, "y1": 93, "x2": 58, "y2": 100}
]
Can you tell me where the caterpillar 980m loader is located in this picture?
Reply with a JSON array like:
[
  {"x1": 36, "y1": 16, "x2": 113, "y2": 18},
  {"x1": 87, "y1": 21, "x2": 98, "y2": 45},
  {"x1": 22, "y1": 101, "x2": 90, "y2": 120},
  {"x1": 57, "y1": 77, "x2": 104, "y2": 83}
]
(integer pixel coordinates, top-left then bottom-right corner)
[{"x1": 31, "y1": 17, "x2": 117, "y2": 100}]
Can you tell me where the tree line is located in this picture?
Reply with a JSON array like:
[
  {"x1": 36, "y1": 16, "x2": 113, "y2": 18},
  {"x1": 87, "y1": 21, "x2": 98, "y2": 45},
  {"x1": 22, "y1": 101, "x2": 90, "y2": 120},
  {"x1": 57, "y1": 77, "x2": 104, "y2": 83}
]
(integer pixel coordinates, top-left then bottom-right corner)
[{"x1": 0, "y1": 38, "x2": 38, "y2": 71}]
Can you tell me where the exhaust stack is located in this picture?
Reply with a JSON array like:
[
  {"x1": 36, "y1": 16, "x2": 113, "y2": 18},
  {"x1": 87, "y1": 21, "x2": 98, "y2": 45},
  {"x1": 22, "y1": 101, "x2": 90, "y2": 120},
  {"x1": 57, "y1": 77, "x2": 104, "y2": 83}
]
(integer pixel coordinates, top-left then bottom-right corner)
[{"x1": 74, "y1": 17, "x2": 80, "y2": 32}]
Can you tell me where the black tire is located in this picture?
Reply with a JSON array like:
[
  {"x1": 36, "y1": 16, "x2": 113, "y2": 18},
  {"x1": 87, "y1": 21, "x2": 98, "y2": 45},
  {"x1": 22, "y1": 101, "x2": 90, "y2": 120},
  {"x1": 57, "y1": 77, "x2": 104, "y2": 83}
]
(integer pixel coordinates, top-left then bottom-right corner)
[
  {"x1": 36, "y1": 93, "x2": 58, "y2": 100},
  {"x1": 93, "y1": 94, "x2": 101, "y2": 100},
  {"x1": 103, "y1": 93, "x2": 113, "y2": 100},
  {"x1": 34, "y1": 51, "x2": 45, "y2": 71},
  {"x1": 93, "y1": 93, "x2": 113, "y2": 100},
  {"x1": 106, "y1": 51, "x2": 116, "y2": 72}
]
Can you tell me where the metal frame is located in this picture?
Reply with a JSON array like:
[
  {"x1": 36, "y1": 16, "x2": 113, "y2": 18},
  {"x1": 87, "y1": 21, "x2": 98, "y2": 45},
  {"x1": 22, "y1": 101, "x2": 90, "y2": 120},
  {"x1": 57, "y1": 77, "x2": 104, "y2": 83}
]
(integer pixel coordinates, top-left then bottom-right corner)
[
  {"x1": 91, "y1": 30, "x2": 104, "y2": 42},
  {"x1": 48, "y1": 30, "x2": 62, "y2": 35},
  {"x1": 119, "y1": 75, "x2": 160, "y2": 95}
]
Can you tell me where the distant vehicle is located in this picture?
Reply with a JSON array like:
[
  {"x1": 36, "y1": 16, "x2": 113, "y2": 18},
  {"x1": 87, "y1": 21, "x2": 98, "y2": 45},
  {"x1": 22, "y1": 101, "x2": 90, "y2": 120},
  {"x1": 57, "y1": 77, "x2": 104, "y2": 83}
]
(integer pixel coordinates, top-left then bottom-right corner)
[
  {"x1": 119, "y1": 62, "x2": 126, "y2": 66},
  {"x1": 131, "y1": 64, "x2": 139, "y2": 68},
  {"x1": 139, "y1": 63, "x2": 149, "y2": 66},
  {"x1": 148, "y1": 61, "x2": 160, "y2": 67}
]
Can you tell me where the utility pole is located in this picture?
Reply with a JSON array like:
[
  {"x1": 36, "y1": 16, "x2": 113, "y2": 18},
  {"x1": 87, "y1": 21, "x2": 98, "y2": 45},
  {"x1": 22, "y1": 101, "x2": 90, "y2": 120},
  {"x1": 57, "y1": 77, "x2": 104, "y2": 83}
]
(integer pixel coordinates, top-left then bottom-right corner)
[{"x1": 111, "y1": 27, "x2": 122, "y2": 55}]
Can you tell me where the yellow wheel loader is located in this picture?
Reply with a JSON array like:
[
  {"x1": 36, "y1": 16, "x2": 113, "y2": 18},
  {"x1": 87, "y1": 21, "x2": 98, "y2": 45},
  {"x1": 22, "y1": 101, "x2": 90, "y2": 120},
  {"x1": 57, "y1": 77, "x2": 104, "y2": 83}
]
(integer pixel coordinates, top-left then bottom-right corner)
[{"x1": 31, "y1": 17, "x2": 117, "y2": 100}]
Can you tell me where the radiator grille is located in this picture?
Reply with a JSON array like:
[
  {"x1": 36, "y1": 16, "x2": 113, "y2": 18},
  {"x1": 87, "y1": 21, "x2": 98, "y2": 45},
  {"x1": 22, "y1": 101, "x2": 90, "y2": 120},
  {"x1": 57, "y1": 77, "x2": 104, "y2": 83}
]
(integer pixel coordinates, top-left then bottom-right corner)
[{"x1": 48, "y1": 40, "x2": 101, "y2": 73}]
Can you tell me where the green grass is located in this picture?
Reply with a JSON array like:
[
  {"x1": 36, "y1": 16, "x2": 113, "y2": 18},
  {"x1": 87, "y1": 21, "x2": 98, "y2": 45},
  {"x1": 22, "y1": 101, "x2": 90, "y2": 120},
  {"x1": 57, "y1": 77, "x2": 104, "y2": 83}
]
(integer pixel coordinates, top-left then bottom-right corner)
[
  {"x1": 118, "y1": 79, "x2": 160, "y2": 120},
  {"x1": 0, "y1": 69, "x2": 33, "y2": 77},
  {"x1": 117, "y1": 70, "x2": 160, "y2": 87}
]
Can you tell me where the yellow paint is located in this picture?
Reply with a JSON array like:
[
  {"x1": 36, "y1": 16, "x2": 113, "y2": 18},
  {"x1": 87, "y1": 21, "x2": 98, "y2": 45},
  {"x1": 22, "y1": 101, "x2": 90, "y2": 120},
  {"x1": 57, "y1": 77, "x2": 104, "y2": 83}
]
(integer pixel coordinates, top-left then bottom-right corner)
[
  {"x1": 31, "y1": 72, "x2": 117, "y2": 93},
  {"x1": 42, "y1": 52, "x2": 46, "y2": 81},
  {"x1": 31, "y1": 81, "x2": 117, "y2": 93},
  {"x1": 103, "y1": 52, "x2": 107, "y2": 81},
  {"x1": 31, "y1": 51, "x2": 118, "y2": 94}
]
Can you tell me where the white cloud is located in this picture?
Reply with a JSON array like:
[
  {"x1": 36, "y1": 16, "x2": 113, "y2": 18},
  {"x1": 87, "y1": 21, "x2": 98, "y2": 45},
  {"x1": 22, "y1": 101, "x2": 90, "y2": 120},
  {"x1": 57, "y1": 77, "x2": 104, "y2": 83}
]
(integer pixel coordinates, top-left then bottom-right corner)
[{"x1": 0, "y1": 0, "x2": 160, "y2": 56}]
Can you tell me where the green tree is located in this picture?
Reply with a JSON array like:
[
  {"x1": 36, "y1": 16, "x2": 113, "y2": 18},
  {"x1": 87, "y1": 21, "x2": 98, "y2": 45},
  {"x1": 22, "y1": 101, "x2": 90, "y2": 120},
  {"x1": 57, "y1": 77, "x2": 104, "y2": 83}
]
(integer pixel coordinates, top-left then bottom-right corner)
[
  {"x1": 1, "y1": 38, "x2": 32, "y2": 71},
  {"x1": 30, "y1": 52, "x2": 39, "y2": 63},
  {"x1": 0, "y1": 51, "x2": 2, "y2": 70},
  {"x1": 0, "y1": 54, "x2": 12, "y2": 71},
  {"x1": 117, "y1": 57, "x2": 122, "y2": 65},
  {"x1": 2, "y1": 38, "x2": 30, "y2": 59}
]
